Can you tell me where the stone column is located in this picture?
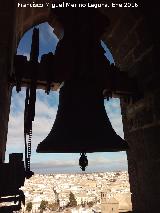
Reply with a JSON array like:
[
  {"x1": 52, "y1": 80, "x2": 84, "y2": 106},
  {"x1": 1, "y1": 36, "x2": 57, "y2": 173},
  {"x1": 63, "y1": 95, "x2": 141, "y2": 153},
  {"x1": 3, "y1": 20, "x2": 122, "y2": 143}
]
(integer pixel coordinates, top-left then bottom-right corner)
[
  {"x1": 121, "y1": 48, "x2": 160, "y2": 212},
  {"x1": 0, "y1": 1, "x2": 17, "y2": 162}
]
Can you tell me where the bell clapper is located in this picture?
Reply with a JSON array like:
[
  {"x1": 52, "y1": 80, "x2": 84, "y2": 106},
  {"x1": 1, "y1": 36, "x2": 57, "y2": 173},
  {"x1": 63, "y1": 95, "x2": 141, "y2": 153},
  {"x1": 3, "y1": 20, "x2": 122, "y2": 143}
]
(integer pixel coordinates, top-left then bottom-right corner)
[{"x1": 79, "y1": 153, "x2": 88, "y2": 171}]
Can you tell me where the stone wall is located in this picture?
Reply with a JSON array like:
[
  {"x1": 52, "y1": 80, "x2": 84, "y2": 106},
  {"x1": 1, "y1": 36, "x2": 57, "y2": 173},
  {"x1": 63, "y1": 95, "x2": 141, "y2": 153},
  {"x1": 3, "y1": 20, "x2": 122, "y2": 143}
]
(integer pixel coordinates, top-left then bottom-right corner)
[
  {"x1": 101, "y1": 3, "x2": 160, "y2": 212},
  {"x1": 0, "y1": 1, "x2": 16, "y2": 161},
  {"x1": 121, "y1": 55, "x2": 160, "y2": 212},
  {"x1": 120, "y1": 12, "x2": 160, "y2": 213}
]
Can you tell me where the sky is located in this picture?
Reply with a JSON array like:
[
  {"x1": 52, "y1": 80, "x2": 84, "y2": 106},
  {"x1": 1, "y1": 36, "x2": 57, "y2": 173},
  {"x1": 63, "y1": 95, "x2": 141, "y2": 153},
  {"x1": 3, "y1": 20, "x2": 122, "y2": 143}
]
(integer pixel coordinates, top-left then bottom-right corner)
[{"x1": 5, "y1": 22, "x2": 128, "y2": 174}]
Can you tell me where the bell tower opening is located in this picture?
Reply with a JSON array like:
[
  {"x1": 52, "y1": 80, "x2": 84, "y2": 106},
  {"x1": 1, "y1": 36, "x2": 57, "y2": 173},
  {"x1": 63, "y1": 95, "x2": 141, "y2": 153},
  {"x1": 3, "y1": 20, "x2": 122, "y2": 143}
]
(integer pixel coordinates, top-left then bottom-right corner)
[
  {"x1": 0, "y1": 5, "x2": 134, "y2": 212},
  {"x1": 6, "y1": 22, "x2": 128, "y2": 175},
  {"x1": 6, "y1": 20, "x2": 131, "y2": 213}
]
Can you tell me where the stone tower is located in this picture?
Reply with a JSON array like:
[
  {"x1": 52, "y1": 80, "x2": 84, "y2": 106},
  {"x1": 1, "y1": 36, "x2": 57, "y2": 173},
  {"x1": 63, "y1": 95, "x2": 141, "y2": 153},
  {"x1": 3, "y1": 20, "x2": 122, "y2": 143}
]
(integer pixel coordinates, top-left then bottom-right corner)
[{"x1": 101, "y1": 191, "x2": 119, "y2": 213}]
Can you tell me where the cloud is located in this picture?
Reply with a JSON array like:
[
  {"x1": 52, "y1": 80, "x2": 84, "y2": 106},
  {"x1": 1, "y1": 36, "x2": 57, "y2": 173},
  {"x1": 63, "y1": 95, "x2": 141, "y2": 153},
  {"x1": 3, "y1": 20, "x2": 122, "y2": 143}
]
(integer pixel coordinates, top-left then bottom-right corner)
[
  {"x1": 7, "y1": 94, "x2": 124, "y2": 149},
  {"x1": 38, "y1": 22, "x2": 59, "y2": 54},
  {"x1": 45, "y1": 23, "x2": 59, "y2": 42},
  {"x1": 89, "y1": 156, "x2": 126, "y2": 165},
  {"x1": 31, "y1": 156, "x2": 127, "y2": 171},
  {"x1": 6, "y1": 88, "x2": 58, "y2": 154},
  {"x1": 104, "y1": 98, "x2": 124, "y2": 138},
  {"x1": 6, "y1": 88, "x2": 126, "y2": 172},
  {"x1": 31, "y1": 159, "x2": 76, "y2": 169}
]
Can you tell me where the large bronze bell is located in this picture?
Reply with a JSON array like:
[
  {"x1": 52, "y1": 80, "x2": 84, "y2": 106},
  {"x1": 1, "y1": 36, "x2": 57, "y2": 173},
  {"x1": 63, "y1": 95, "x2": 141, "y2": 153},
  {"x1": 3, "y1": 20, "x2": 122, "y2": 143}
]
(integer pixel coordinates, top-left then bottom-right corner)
[{"x1": 36, "y1": 79, "x2": 128, "y2": 153}]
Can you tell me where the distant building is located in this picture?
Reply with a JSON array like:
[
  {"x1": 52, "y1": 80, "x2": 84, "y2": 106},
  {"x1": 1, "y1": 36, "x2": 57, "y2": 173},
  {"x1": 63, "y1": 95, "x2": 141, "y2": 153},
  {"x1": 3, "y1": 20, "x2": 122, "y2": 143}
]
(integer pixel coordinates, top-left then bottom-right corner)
[
  {"x1": 53, "y1": 188, "x2": 59, "y2": 203},
  {"x1": 101, "y1": 191, "x2": 119, "y2": 213},
  {"x1": 75, "y1": 192, "x2": 88, "y2": 205}
]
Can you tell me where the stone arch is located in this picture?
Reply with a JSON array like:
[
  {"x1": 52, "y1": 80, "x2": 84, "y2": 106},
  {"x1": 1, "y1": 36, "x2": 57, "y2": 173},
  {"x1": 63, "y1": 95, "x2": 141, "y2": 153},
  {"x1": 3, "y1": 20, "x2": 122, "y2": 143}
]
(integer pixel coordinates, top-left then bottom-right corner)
[
  {"x1": 15, "y1": 2, "x2": 64, "y2": 49},
  {"x1": 16, "y1": 5, "x2": 152, "y2": 70},
  {"x1": 16, "y1": 7, "x2": 52, "y2": 47}
]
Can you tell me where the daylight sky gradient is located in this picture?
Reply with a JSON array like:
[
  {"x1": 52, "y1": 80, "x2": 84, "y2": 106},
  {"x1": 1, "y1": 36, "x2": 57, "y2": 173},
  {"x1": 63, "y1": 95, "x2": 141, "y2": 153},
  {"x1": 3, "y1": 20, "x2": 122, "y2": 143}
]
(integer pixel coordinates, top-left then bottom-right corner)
[{"x1": 5, "y1": 23, "x2": 128, "y2": 173}]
